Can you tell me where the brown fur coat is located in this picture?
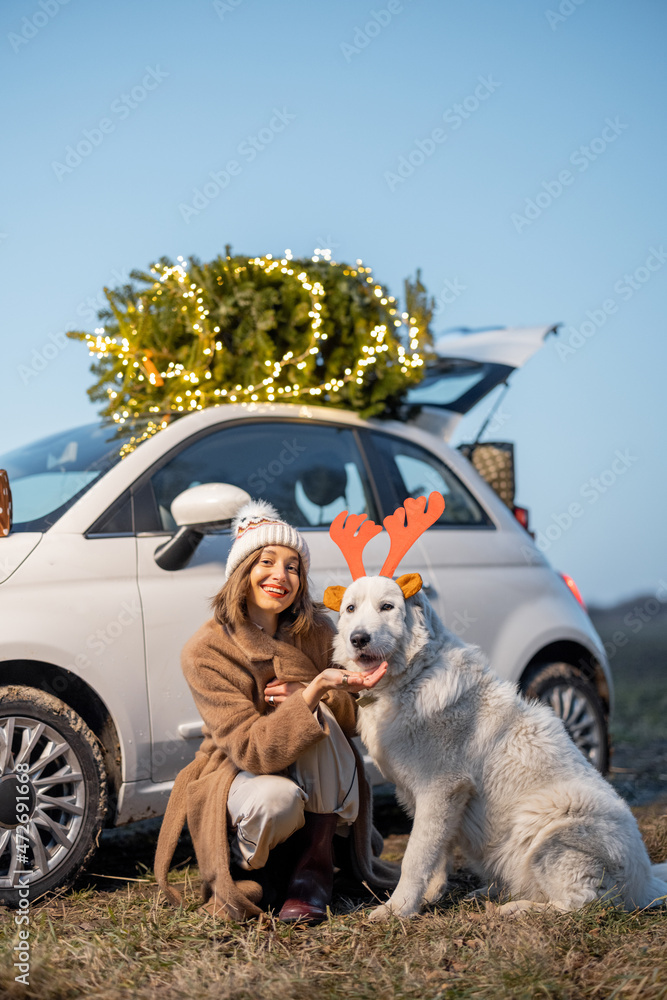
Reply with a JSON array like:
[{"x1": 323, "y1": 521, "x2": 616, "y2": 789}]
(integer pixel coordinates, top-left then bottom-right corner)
[{"x1": 154, "y1": 614, "x2": 398, "y2": 916}]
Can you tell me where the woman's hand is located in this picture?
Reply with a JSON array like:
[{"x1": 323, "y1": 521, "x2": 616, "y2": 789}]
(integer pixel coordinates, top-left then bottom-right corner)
[
  {"x1": 263, "y1": 679, "x2": 306, "y2": 707},
  {"x1": 301, "y1": 662, "x2": 387, "y2": 712}
]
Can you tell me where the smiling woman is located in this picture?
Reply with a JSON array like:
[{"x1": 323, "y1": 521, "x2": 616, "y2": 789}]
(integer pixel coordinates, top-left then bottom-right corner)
[
  {"x1": 154, "y1": 498, "x2": 397, "y2": 925},
  {"x1": 246, "y1": 546, "x2": 301, "y2": 625}
]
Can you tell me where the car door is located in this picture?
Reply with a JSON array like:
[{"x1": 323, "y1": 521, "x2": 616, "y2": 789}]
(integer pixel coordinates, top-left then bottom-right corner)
[
  {"x1": 136, "y1": 417, "x2": 382, "y2": 781},
  {"x1": 361, "y1": 427, "x2": 528, "y2": 661}
]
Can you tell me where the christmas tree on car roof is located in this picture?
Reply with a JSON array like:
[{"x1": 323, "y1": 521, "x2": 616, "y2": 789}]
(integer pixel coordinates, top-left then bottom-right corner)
[{"x1": 67, "y1": 246, "x2": 434, "y2": 455}]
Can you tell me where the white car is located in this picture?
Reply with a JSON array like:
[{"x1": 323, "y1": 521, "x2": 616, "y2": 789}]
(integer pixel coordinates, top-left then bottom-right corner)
[{"x1": 0, "y1": 327, "x2": 611, "y2": 904}]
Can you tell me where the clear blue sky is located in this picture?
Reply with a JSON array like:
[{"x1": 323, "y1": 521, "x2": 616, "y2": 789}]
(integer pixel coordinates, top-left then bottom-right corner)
[{"x1": 1, "y1": 0, "x2": 665, "y2": 606}]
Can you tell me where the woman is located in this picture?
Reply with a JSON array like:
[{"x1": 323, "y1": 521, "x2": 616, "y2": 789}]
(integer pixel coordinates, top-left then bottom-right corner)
[{"x1": 154, "y1": 499, "x2": 397, "y2": 923}]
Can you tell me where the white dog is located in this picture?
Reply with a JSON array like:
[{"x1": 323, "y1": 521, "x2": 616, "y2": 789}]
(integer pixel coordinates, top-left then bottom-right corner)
[{"x1": 331, "y1": 575, "x2": 667, "y2": 919}]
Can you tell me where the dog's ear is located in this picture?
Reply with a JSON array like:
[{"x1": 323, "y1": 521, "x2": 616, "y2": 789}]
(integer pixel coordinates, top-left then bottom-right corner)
[
  {"x1": 396, "y1": 573, "x2": 423, "y2": 599},
  {"x1": 323, "y1": 585, "x2": 346, "y2": 611}
]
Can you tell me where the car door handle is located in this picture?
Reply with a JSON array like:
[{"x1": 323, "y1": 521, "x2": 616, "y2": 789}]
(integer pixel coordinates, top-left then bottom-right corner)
[{"x1": 177, "y1": 721, "x2": 204, "y2": 739}]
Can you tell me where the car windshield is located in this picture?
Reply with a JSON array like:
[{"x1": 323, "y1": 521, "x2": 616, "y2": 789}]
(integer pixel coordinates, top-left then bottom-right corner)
[{"x1": 0, "y1": 422, "x2": 133, "y2": 532}]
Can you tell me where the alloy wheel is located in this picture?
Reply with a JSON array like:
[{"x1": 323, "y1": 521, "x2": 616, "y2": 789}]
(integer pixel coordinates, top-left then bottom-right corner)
[{"x1": 0, "y1": 715, "x2": 87, "y2": 890}]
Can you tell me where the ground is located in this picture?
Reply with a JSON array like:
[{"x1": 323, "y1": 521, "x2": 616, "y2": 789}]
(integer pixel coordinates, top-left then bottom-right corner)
[
  {"x1": 1, "y1": 599, "x2": 665, "y2": 999},
  {"x1": 589, "y1": 598, "x2": 667, "y2": 807}
]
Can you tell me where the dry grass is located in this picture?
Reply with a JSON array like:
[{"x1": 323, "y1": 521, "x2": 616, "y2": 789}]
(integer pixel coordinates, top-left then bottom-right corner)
[
  {"x1": 2, "y1": 800, "x2": 666, "y2": 1000},
  {"x1": 3, "y1": 602, "x2": 665, "y2": 998}
]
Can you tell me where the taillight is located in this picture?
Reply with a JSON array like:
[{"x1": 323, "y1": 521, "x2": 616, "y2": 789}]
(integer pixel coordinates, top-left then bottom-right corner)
[
  {"x1": 560, "y1": 573, "x2": 587, "y2": 610},
  {"x1": 513, "y1": 505, "x2": 534, "y2": 537}
]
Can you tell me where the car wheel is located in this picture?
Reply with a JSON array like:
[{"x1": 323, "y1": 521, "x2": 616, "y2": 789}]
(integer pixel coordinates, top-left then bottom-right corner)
[
  {"x1": 522, "y1": 663, "x2": 610, "y2": 774},
  {"x1": 0, "y1": 686, "x2": 107, "y2": 906}
]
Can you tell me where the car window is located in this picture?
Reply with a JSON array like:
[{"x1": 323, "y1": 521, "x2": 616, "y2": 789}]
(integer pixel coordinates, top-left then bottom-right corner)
[
  {"x1": 150, "y1": 421, "x2": 378, "y2": 531},
  {"x1": 0, "y1": 422, "x2": 134, "y2": 532},
  {"x1": 367, "y1": 431, "x2": 489, "y2": 526}
]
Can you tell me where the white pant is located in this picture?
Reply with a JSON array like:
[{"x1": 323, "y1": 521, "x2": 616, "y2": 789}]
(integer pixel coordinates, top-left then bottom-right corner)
[{"x1": 227, "y1": 704, "x2": 359, "y2": 871}]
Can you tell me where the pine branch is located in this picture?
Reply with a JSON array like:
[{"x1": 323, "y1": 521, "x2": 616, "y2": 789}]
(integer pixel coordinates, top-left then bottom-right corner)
[{"x1": 66, "y1": 250, "x2": 431, "y2": 440}]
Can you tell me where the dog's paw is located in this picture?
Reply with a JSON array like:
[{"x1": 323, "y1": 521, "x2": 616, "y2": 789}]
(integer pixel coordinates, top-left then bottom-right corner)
[
  {"x1": 368, "y1": 902, "x2": 393, "y2": 922},
  {"x1": 368, "y1": 901, "x2": 421, "y2": 921}
]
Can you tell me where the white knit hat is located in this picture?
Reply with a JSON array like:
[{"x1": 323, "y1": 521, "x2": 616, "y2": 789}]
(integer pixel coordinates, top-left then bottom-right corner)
[{"x1": 225, "y1": 499, "x2": 310, "y2": 579}]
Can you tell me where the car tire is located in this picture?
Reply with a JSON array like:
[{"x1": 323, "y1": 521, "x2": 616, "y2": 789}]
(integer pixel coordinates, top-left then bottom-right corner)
[
  {"x1": 0, "y1": 686, "x2": 107, "y2": 906},
  {"x1": 522, "y1": 663, "x2": 609, "y2": 774}
]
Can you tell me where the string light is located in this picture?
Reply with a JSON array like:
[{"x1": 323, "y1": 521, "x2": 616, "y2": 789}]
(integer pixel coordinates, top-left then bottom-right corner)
[{"x1": 82, "y1": 249, "x2": 425, "y2": 455}]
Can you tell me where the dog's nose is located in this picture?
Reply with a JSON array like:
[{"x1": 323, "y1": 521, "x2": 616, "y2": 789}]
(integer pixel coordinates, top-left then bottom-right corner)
[{"x1": 350, "y1": 630, "x2": 371, "y2": 649}]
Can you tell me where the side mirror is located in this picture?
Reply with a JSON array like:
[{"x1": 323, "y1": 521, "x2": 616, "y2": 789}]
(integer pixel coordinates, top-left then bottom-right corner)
[
  {"x1": 171, "y1": 482, "x2": 251, "y2": 528},
  {"x1": 0, "y1": 470, "x2": 12, "y2": 537},
  {"x1": 154, "y1": 483, "x2": 250, "y2": 571}
]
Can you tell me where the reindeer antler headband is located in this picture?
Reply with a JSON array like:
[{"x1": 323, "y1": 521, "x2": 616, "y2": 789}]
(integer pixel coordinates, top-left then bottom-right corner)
[{"x1": 323, "y1": 491, "x2": 445, "y2": 611}]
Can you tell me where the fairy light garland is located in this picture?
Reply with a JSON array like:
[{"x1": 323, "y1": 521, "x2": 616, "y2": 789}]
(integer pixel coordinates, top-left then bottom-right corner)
[{"x1": 81, "y1": 250, "x2": 426, "y2": 455}]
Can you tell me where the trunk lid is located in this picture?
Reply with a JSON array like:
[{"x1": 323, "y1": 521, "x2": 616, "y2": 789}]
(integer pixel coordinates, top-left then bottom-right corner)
[{"x1": 406, "y1": 324, "x2": 558, "y2": 440}]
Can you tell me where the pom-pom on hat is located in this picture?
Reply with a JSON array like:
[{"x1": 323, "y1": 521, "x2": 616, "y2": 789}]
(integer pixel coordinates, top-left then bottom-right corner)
[{"x1": 225, "y1": 499, "x2": 310, "y2": 579}]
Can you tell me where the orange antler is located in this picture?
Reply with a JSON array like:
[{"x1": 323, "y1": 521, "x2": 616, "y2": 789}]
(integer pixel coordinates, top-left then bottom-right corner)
[
  {"x1": 379, "y1": 492, "x2": 445, "y2": 577},
  {"x1": 329, "y1": 511, "x2": 383, "y2": 580}
]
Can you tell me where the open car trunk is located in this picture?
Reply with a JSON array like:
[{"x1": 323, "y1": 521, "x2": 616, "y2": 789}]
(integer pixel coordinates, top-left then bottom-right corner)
[{"x1": 405, "y1": 324, "x2": 558, "y2": 512}]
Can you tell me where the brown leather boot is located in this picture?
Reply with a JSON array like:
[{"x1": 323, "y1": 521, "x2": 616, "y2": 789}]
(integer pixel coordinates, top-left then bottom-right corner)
[
  {"x1": 250, "y1": 839, "x2": 293, "y2": 914},
  {"x1": 279, "y1": 813, "x2": 338, "y2": 925}
]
